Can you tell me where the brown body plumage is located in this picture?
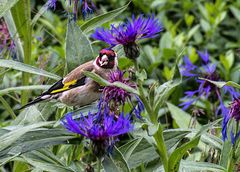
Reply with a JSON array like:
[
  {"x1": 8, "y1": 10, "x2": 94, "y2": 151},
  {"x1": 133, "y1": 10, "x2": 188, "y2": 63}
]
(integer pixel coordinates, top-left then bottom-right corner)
[{"x1": 20, "y1": 49, "x2": 118, "y2": 109}]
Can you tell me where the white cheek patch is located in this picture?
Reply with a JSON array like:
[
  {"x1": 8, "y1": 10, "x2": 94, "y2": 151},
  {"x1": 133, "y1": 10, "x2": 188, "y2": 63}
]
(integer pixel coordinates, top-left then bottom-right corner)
[{"x1": 101, "y1": 55, "x2": 108, "y2": 61}]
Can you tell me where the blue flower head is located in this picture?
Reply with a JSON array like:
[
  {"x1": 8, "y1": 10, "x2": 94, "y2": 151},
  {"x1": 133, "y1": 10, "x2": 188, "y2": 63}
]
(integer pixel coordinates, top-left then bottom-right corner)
[
  {"x1": 61, "y1": 100, "x2": 133, "y2": 157},
  {"x1": 179, "y1": 50, "x2": 240, "y2": 114},
  {"x1": 0, "y1": 20, "x2": 16, "y2": 58},
  {"x1": 133, "y1": 96, "x2": 145, "y2": 118},
  {"x1": 81, "y1": 0, "x2": 95, "y2": 19},
  {"x1": 47, "y1": 0, "x2": 95, "y2": 20},
  {"x1": 47, "y1": 0, "x2": 57, "y2": 9},
  {"x1": 92, "y1": 14, "x2": 163, "y2": 59},
  {"x1": 222, "y1": 98, "x2": 240, "y2": 144}
]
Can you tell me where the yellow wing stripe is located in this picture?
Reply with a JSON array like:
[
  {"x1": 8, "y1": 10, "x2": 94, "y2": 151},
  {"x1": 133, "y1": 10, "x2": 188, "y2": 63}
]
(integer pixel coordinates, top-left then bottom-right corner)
[{"x1": 50, "y1": 80, "x2": 77, "y2": 94}]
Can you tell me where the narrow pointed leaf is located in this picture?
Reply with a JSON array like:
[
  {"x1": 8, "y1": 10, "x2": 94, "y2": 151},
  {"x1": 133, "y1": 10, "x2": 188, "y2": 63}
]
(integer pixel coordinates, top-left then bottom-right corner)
[
  {"x1": 0, "y1": 122, "x2": 53, "y2": 152},
  {"x1": 81, "y1": 2, "x2": 130, "y2": 33},
  {"x1": 0, "y1": 59, "x2": 61, "y2": 80},
  {"x1": 0, "y1": 85, "x2": 51, "y2": 96},
  {"x1": 0, "y1": 0, "x2": 21, "y2": 18}
]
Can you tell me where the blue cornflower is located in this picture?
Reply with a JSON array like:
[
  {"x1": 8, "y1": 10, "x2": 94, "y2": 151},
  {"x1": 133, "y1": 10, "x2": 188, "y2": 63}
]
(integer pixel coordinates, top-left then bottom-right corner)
[
  {"x1": 222, "y1": 98, "x2": 240, "y2": 144},
  {"x1": 179, "y1": 51, "x2": 240, "y2": 114},
  {"x1": 132, "y1": 96, "x2": 145, "y2": 118},
  {"x1": 81, "y1": 0, "x2": 95, "y2": 19},
  {"x1": 61, "y1": 100, "x2": 133, "y2": 157},
  {"x1": 0, "y1": 20, "x2": 16, "y2": 58},
  {"x1": 47, "y1": 0, "x2": 95, "y2": 20},
  {"x1": 47, "y1": 0, "x2": 57, "y2": 9},
  {"x1": 92, "y1": 14, "x2": 163, "y2": 59}
]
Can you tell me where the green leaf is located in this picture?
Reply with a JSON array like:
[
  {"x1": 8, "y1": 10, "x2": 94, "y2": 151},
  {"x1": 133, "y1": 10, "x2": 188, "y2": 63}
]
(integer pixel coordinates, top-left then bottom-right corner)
[
  {"x1": 22, "y1": 149, "x2": 76, "y2": 172},
  {"x1": 163, "y1": 129, "x2": 191, "y2": 150},
  {"x1": 119, "y1": 138, "x2": 143, "y2": 161},
  {"x1": 160, "y1": 32, "x2": 172, "y2": 50},
  {"x1": 83, "y1": 71, "x2": 139, "y2": 95},
  {"x1": 157, "y1": 160, "x2": 226, "y2": 172},
  {"x1": 13, "y1": 161, "x2": 29, "y2": 172},
  {"x1": 199, "y1": 78, "x2": 240, "y2": 89},
  {"x1": 83, "y1": 71, "x2": 110, "y2": 86},
  {"x1": 0, "y1": 0, "x2": 21, "y2": 18},
  {"x1": 111, "y1": 147, "x2": 130, "y2": 172},
  {"x1": 168, "y1": 136, "x2": 200, "y2": 172},
  {"x1": 200, "y1": 132, "x2": 222, "y2": 150},
  {"x1": 180, "y1": 160, "x2": 226, "y2": 172},
  {"x1": 153, "y1": 48, "x2": 183, "y2": 114},
  {"x1": 230, "y1": 5, "x2": 240, "y2": 22},
  {"x1": 220, "y1": 50, "x2": 234, "y2": 71},
  {"x1": 31, "y1": 2, "x2": 49, "y2": 26},
  {"x1": 66, "y1": 20, "x2": 94, "y2": 71},
  {"x1": 220, "y1": 140, "x2": 232, "y2": 168},
  {"x1": 11, "y1": 0, "x2": 32, "y2": 105},
  {"x1": 0, "y1": 122, "x2": 53, "y2": 152},
  {"x1": 0, "y1": 128, "x2": 74, "y2": 159},
  {"x1": 113, "y1": 82, "x2": 139, "y2": 95},
  {"x1": 187, "y1": 25, "x2": 200, "y2": 40},
  {"x1": 167, "y1": 120, "x2": 221, "y2": 172},
  {"x1": 0, "y1": 85, "x2": 51, "y2": 96},
  {"x1": 13, "y1": 102, "x2": 58, "y2": 126},
  {"x1": 81, "y1": 2, "x2": 130, "y2": 33},
  {"x1": 119, "y1": 138, "x2": 159, "y2": 169},
  {"x1": 0, "y1": 59, "x2": 61, "y2": 80},
  {"x1": 0, "y1": 96, "x2": 16, "y2": 119},
  {"x1": 167, "y1": 102, "x2": 201, "y2": 129},
  {"x1": 4, "y1": 11, "x2": 24, "y2": 62},
  {"x1": 102, "y1": 156, "x2": 119, "y2": 172}
]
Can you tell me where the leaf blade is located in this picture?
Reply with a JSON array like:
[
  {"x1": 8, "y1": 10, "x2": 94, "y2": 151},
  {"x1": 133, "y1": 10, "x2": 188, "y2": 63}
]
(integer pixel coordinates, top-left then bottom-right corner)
[{"x1": 0, "y1": 59, "x2": 61, "y2": 80}]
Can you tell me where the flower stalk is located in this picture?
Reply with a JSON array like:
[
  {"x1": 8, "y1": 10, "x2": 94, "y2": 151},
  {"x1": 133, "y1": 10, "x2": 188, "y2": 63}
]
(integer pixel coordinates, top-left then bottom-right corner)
[
  {"x1": 97, "y1": 158, "x2": 101, "y2": 172},
  {"x1": 136, "y1": 70, "x2": 169, "y2": 171},
  {"x1": 227, "y1": 122, "x2": 239, "y2": 172}
]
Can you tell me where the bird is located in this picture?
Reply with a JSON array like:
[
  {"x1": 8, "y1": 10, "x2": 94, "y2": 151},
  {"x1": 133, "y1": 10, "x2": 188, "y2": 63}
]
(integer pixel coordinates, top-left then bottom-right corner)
[{"x1": 20, "y1": 49, "x2": 118, "y2": 109}]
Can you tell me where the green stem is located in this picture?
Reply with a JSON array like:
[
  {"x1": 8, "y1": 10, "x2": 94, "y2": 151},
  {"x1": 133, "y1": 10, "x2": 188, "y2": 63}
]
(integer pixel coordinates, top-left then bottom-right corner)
[
  {"x1": 21, "y1": 0, "x2": 31, "y2": 106},
  {"x1": 138, "y1": 81, "x2": 168, "y2": 171},
  {"x1": 134, "y1": 58, "x2": 168, "y2": 171},
  {"x1": 138, "y1": 83, "x2": 155, "y2": 122},
  {"x1": 11, "y1": 0, "x2": 32, "y2": 105},
  {"x1": 227, "y1": 122, "x2": 239, "y2": 172},
  {"x1": 0, "y1": 96, "x2": 16, "y2": 119},
  {"x1": 153, "y1": 125, "x2": 169, "y2": 172},
  {"x1": 97, "y1": 158, "x2": 101, "y2": 172}
]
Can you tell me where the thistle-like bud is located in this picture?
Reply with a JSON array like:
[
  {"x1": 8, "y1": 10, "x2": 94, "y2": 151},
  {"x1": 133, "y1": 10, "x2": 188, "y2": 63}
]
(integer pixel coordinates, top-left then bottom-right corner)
[{"x1": 123, "y1": 43, "x2": 140, "y2": 60}]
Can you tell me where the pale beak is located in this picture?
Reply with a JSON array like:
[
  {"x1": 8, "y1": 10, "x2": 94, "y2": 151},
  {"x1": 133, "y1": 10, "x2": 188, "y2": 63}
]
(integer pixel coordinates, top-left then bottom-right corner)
[{"x1": 99, "y1": 55, "x2": 108, "y2": 66}]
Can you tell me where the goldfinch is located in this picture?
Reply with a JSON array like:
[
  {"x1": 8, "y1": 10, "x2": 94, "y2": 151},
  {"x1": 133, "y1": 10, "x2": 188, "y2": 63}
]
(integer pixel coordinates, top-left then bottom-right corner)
[{"x1": 20, "y1": 49, "x2": 118, "y2": 109}]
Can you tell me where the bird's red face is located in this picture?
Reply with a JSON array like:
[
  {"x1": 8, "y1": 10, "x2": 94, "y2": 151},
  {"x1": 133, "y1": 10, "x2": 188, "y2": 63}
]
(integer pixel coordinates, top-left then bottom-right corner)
[{"x1": 96, "y1": 49, "x2": 117, "y2": 69}]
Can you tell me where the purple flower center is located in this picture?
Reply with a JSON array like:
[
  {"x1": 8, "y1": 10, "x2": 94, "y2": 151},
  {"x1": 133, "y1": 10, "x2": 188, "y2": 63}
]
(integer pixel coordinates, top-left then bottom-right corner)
[{"x1": 229, "y1": 99, "x2": 240, "y2": 121}]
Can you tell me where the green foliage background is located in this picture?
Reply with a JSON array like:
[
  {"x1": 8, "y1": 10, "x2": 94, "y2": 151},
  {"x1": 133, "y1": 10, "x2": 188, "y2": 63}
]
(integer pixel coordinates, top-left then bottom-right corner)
[{"x1": 0, "y1": 0, "x2": 240, "y2": 171}]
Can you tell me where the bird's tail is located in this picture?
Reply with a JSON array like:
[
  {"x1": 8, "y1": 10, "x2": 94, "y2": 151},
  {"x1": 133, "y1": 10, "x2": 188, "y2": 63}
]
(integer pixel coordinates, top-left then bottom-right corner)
[{"x1": 18, "y1": 96, "x2": 47, "y2": 110}]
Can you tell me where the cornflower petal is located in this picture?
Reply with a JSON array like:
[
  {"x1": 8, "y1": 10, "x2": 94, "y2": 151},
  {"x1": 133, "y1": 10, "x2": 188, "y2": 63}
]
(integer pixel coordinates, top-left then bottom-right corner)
[
  {"x1": 61, "y1": 100, "x2": 133, "y2": 155},
  {"x1": 197, "y1": 50, "x2": 209, "y2": 64},
  {"x1": 92, "y1": 14, "x2": 163, "y2": 46},
  {"x1": 47, "y1": 0, "x2": 57, "y2": 9}
]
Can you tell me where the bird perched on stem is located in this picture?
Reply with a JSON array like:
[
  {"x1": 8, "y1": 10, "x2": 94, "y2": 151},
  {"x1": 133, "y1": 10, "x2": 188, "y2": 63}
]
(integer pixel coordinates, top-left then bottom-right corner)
[{"x1": 20, "y1": 49, "x2": 118, "y2": 109}]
